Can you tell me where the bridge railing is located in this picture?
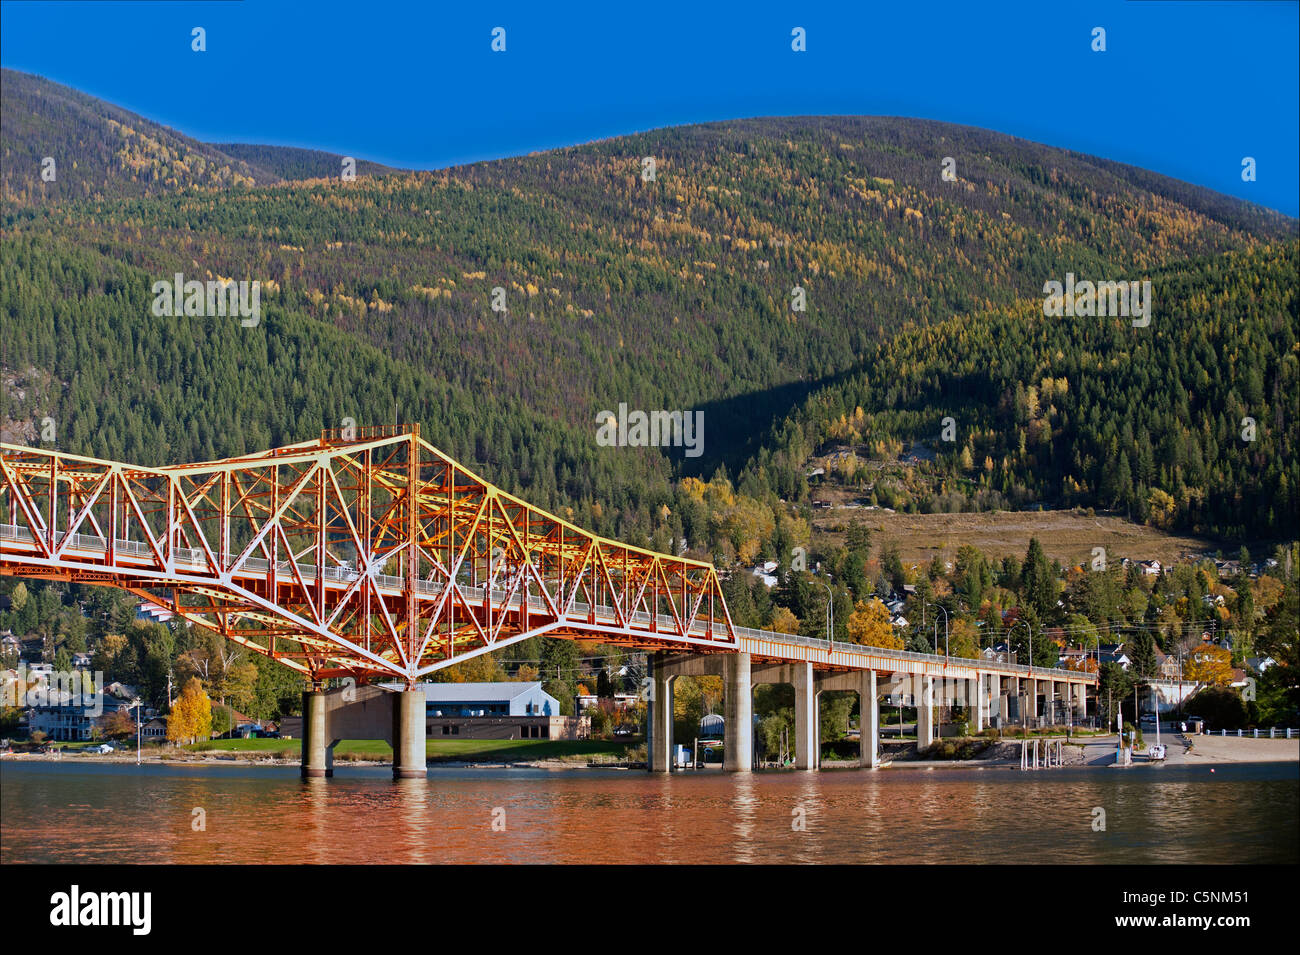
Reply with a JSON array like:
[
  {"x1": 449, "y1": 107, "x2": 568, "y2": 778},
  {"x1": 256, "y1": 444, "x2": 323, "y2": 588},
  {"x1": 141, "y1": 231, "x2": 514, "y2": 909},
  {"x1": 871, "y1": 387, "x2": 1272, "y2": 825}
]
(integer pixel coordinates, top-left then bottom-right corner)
[{"x1": 724, "y1": 623, "x2": 1086, "y2": 680}]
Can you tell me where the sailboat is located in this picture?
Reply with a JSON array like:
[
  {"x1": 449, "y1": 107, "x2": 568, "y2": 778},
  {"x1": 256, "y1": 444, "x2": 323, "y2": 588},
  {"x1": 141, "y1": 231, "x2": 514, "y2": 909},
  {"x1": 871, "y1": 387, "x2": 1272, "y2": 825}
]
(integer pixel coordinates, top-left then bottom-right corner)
[{"x1": 1148, "y1": 685, "x2": 1167, "y2": 762}]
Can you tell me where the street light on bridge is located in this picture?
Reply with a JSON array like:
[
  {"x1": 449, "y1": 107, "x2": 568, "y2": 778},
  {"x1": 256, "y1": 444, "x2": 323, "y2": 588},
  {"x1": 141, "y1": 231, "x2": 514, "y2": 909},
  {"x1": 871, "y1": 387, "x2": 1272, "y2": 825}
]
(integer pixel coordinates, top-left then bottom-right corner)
[
  {"x1": 1008, "y1": 619, "x2": 1032, "y2": 729},
  {"x1": 820, "y1": 580, "x2": 834, "y2": 644},
  {"x1": 924, "y1": 602, "x2": 948, "y2": 657}
]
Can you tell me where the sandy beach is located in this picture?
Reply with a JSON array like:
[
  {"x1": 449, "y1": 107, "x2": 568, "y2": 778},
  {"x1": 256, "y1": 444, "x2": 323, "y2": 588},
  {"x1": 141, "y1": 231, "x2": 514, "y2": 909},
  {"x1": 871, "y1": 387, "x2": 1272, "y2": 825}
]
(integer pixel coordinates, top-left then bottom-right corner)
[{"x1": 1173, "y1": 734, "x2": 1300, "y2": 764}]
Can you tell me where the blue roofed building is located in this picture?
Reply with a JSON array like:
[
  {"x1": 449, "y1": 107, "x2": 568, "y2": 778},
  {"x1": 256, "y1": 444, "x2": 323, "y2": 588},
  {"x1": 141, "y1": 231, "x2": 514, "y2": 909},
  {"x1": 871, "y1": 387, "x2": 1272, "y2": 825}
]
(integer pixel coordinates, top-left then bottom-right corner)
[
  {"x1": 382, "y1": 681, "x2": 588, "y2": 741},
  {"x1": 417, "y1": 682, "x2": 558, "y2": 718}
]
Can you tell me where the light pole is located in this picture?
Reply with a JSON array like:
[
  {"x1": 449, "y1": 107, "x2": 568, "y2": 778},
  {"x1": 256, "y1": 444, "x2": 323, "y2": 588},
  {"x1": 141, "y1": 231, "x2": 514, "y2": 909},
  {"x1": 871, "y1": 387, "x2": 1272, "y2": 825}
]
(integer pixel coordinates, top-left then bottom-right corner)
[
  {"x1": 924, "y1": 602, "x2": 949, "y2": 656},
  {"x1": 128, "y1": 697, "x2": 142, "y2": 765},
  {"x1": 1008, "y1": 619, "x2": 1031, "y2": 728},
  {"x1": 820, "y1": 581, "x2": 834, "y2": 645},
  {"x1": 1178, "y1": 646, "x2": 1184, "y2": 723},
  {"x1": 1007, "y1": 619, "x2": 1033, "y2": 669}
]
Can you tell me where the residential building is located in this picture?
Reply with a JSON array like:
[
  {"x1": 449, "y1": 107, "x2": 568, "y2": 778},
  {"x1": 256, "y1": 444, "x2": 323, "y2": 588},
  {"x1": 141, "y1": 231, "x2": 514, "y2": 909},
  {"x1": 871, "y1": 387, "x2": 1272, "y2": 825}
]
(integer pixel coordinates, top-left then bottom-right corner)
[
  {"x1": 1096, "y1": 643, "x2": 1132, "y2": 670},
  {"x1": 575, "y1": 692, "x2": 640, "y2": 713},
  {"x1": 1153, "y1": 649, "x2": 1182, "y2": 681},
  {"x1": 396, "y1": 681, "x2": 588, "y2": 741},
  {"x1": 750, "y1": 562, "x2": 780, "y2": 588},
  {"x1": 135, "y1": 601, "x2": 174, "y2": 624}
]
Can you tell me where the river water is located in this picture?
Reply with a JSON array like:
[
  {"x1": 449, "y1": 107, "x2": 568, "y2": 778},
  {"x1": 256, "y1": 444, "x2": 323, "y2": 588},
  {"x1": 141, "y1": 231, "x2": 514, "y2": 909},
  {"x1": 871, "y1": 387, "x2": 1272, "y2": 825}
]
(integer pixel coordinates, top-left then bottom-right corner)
[{"x1": 2, "y1": 761, "x2": 1296, "y2": 864}]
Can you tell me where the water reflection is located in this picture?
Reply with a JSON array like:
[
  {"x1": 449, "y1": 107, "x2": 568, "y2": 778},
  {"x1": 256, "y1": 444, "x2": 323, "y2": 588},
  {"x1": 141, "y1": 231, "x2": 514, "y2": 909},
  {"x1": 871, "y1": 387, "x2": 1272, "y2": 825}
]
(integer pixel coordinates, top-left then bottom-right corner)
[
  {"x1": 730, "y1": 773, "x2": 758, "y2": 864},
  {"x1": 1, "y1": 762, "x2": 1295, "y2": 865}
]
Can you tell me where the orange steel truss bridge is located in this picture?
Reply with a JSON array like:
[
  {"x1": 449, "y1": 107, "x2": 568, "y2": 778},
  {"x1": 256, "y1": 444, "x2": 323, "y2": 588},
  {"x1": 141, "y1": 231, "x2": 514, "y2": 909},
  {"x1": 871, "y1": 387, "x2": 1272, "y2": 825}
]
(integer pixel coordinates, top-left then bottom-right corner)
[{"x1": 0, "y1": 426, "x2": 735, "y2": 685}]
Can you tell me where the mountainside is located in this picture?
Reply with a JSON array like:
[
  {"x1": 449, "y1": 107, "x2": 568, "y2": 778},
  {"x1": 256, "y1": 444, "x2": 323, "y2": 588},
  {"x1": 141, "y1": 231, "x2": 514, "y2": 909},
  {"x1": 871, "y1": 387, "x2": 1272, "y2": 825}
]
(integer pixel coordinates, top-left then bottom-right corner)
[
  {"x1": 736, "y1": 243, "x2": 1299, "y2": 541},
  {"x1": 1, "y1": 75, "x2": 1297, "y2": 551},
  {"x1": 0, "y1": 69, "x2": 392, "y2": 204}
]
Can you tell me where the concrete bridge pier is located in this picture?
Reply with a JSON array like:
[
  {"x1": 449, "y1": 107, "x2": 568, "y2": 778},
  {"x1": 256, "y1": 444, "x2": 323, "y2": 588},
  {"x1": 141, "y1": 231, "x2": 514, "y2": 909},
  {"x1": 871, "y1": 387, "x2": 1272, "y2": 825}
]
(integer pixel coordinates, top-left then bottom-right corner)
[
  {"x1": 1044, "y1": 681, "x2": 1057, "y2": 724},
  {"x1": 392, "y1": 687, "x2": 427, "y2": 779},
  {"x1": 792, "y1": 662, "x2": 817, "y2": 770},
  {"x1": 860, "y1": 670, "x2": 879, "y2": 768},
  {"x1": 647, "y1": 652, "x2": 675, "y2": 773},
  {"x1": 916, "y1": 675, "x2": 935, "y2": 745},
  {"x1": 753, "y1": 661, "x2": 818, "y2": 769},
  {"x1": 299, "y1": 683, "x2": 425, "y2": 780},
  {"x1": 648, "y1": 652, "x2": 749, "y2": 770},
  {"x1": 1073, "y1": 683, "x2": 1088, "y2": 721},
  {"x1": 301, "y1": 689, "x2": 332, "y2": 778},
  {"x1": 723, "y1": 653, "x2": 753, "y2": 772},
  {"x1": 974, "y1": 674, "x2": 991, "y2": 731},
  {"x1": 1025, "y1": 678, "x2": 1039, "y2": 722},
  {"x1": 816, "y1": 669, "x2": 880, "y2": 768}
]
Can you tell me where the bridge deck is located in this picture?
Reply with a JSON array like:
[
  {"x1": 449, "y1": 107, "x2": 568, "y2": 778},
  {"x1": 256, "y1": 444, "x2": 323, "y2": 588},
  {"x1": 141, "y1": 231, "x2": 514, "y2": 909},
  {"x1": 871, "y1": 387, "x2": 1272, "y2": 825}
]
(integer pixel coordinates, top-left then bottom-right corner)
[{"x1": 1, "y1": 523, "x2": 1096, "y2": 685}]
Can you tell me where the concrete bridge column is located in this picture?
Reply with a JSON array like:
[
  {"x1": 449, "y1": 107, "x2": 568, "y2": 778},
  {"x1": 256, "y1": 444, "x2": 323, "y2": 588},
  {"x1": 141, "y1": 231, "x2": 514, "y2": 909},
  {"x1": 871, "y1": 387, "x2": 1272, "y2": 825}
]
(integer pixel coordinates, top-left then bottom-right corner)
[
  {"x1": 301, "y1": 689, "x2": 332, "y2": 778},
  {"x1": 861, "y1": 670, "x2": 879, "y2": 768},
  {"x1": 916, "y1": 675, "x2": 935, "y2": 746},
  {"x1": 392, "y1": 688, "x2": 427, "y2": 779},
  {"x1": 647, "y1": 653, "x2": 674, "y2": 773},
  {"x1": 988, "y1": 674, "x2": 1003, "y2": 727},
  {"x1": 1001, "y1": 676, "x2": 1014, "y2": 723},
  {"x1": 1074, "y1": 683, "x2": 1088, "y2": 721},
  {"x1": 1044, "y1": 681, "x2": 1057, "y2": 725},
  {"x1": 724, "y1": 653, "x2": 753, "y2": 772},
  {"x1": 1026, "y1": 678, "x2": 1039, "y2": 722},
  {"x1": 974, "y1": 675, "x2": 990, "y2": 731},
  {"x1": 792, "y1": 661, "x2": 818, "y2": 770}
]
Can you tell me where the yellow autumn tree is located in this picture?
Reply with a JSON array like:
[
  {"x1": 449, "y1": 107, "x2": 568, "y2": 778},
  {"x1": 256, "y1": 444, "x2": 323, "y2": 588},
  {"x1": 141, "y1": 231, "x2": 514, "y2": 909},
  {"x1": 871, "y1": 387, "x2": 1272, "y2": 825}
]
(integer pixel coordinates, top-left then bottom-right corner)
[
  {"x1": 769, "y1": 606, "x2": 800, "y2": 635},
  {"x1": 948, "y1": 618, "x2": 980, "y2": 659},
  {"x1": 845, "y1": 598, "x2": 901, "y2": 649},
  {"x1": 435, "y1": 653, "x2": 507, "y2": 684},
  {"x1": 1147, "y1": 488, "x2": 1177, "y2": 529},
  {"x1": 167, "y1": 677, "x2": 212, "y2": 745},
  {"x1": 1184, "y1": 645, "x2": 1233, "y2": 686}
]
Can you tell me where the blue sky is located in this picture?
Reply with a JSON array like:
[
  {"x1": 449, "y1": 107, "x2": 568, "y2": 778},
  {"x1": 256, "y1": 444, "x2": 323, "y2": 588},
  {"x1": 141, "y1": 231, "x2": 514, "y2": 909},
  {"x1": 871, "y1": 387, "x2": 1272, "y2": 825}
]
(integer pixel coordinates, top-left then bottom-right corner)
[{"x1": 2, "y1": 0, "x2": 1297, "y2": 215}]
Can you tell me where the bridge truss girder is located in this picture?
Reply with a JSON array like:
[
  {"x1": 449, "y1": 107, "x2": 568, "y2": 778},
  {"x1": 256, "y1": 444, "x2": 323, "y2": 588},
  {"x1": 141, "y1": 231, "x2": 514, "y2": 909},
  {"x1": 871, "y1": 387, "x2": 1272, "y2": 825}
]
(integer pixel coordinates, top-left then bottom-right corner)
[{"x1": 0, "y1": 426, "x2": 735, "y2": 684}]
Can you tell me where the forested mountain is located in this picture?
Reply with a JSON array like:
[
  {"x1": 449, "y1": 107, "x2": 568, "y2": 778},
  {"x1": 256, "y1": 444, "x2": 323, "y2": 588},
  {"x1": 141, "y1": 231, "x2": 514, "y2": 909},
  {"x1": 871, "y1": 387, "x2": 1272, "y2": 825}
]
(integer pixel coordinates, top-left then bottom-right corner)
[
  {"x1": 1, "y1": 76, "x2": 1297, "y2": 553},
  {"x1": 0, "y1": 69, "x2": 392, "y2": 204},
  {"x1": 737, "y1": 243, "x2": 1299, "y2": 542}
]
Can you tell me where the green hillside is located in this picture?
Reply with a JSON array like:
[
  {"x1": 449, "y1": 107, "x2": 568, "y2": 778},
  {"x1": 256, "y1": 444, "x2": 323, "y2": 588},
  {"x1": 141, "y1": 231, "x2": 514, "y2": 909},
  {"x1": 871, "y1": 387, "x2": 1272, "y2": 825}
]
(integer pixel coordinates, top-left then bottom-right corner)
[{"x1": 737, "y1": 243, "x2": 1299, "y2": 542}]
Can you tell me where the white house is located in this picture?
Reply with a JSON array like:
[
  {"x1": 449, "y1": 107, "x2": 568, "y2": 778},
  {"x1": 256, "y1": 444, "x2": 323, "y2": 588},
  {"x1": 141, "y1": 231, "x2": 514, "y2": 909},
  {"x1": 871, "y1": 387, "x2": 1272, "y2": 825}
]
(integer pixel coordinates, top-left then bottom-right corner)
[{"x1": 750, "y1": 563, "x2": 779, "y2": 588}]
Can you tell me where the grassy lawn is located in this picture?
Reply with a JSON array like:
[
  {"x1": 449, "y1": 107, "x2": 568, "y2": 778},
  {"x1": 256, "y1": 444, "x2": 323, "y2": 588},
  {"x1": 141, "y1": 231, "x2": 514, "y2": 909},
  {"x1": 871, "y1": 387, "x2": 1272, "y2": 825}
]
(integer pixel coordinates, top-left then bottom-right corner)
[
  {"x1": 185, "y1": 737, "x2": 642, "y2": 761},
  {"x1": 811, "y1": 502, "x2": 1214, "y2": 568},
  {"x1": 187, "y1": 738, "x2": 294, "y2": 752},
  {"x1": 424, "y1": 739, "x2": 636, "y2": 762}
]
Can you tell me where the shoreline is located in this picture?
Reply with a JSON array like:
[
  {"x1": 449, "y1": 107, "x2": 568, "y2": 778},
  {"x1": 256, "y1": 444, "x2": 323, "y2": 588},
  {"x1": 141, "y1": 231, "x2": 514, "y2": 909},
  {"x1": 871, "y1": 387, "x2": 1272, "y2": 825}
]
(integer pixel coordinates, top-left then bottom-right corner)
[
  {"x1": 3, "y1": 734, "x2": 1296, "y2": 772},
  {"x1": 882, "y1": 734, "x2": 1300, "y2": 769}
]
